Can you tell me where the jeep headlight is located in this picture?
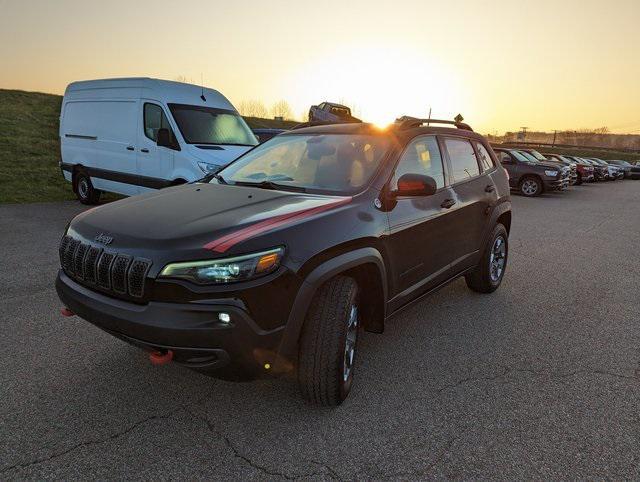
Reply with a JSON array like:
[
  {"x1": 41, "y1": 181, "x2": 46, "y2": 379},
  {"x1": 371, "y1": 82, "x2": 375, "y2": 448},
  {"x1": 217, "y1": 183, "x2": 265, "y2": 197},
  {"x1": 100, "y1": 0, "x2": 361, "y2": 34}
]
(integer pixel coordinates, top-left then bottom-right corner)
[
  {"x1": 545, "y1": 170, "x2": 558, "y2": 177},
  {"x1": 159, "y1": 247, "x2": 284, "y2": 284}
]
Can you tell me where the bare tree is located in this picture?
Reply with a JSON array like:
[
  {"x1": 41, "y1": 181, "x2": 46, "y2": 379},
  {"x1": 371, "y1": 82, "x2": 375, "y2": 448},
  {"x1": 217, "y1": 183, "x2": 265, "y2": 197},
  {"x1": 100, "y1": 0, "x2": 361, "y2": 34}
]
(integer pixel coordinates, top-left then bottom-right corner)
[
  {"x1": 237, "y1": 100, "x2": 268, "y2": 118},
  {"x1": 271, "y1": 100, "x2": 293, "y2": 120}
]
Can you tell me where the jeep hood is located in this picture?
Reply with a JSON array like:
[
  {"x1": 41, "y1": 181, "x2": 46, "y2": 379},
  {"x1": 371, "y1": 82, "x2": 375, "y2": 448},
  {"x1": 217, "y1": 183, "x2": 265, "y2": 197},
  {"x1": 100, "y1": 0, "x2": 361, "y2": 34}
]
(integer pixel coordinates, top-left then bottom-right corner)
[{"x1": 67, "y1": 183, "x2": 351, "y2": 255}]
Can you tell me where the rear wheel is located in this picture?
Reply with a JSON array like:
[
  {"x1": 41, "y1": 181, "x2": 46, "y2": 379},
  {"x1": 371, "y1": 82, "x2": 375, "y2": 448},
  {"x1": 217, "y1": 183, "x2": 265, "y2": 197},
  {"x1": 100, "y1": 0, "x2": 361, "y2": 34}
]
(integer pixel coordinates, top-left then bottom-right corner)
[
  {"x1": 297, "y1": 276, "x2": 360, "y2": 406},
  {"x1": 465, "y1": 223, "x2": 508, "y2": 293},
  {"x1": 75, "y1": 172, "x2": 101, "y2": 205},
  {"x1": 575, "y1": 173, "x2": 583, "y2": 185},
  {"x1": 519, "y1": 176, "x2": 542, "y2": 197}
]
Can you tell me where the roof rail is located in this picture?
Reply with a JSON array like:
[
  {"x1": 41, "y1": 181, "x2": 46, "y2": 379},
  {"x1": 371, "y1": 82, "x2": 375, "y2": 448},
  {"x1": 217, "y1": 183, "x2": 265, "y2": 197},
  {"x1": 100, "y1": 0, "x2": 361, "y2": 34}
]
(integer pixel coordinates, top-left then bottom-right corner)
[
  {"x1": 394, "y1": 116, "x2": 473, "y2": 132},
  {"x1": 290, "y1": 119, "x2": 362, "y2": 130}
]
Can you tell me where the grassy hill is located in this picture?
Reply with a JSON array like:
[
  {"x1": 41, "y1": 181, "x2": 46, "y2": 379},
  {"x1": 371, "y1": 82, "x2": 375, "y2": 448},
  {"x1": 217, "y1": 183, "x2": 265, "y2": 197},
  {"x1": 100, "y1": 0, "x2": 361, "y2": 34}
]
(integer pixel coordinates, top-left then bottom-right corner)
[{"x1": 0, "y1": 89, "x2": 298, "y2": 203}]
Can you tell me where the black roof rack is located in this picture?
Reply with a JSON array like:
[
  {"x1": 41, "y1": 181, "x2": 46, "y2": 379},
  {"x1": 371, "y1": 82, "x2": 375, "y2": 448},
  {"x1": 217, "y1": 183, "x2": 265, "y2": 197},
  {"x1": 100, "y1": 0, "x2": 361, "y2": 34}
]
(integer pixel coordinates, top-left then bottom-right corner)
[
  {"x1": 290, "y1": 119, "x2": 362, "y2": 130},
  {"x1": 394, "y1": 116, "x2": 473, "y2": 132}
]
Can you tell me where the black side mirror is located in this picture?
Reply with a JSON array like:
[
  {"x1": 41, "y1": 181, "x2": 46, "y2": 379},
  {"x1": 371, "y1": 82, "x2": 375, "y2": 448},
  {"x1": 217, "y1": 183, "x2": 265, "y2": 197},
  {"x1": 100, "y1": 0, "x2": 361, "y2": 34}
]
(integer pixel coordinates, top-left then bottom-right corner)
[
  {"x1": 157, "y1": 128, "x2": 173, "y2": 148},
  {"x1": 395, "y1": 174, "x2": 437, "y2": 197}
]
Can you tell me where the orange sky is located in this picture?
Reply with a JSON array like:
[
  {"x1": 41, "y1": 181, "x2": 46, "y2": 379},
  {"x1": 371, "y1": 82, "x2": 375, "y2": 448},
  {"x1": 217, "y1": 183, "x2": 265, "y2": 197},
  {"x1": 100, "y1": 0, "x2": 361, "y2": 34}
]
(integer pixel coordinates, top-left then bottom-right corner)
[{"x1": 1, "y1": 0, "x2": 638, "y2": 133}]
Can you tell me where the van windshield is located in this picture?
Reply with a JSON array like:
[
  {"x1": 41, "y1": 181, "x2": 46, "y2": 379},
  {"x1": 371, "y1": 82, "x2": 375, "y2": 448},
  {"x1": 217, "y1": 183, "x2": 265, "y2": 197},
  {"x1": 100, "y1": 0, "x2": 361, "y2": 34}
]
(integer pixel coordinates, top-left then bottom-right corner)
[
  {"x1": 168, "y1": 104, "x2": 258, "y2": 147},
  {"x1": 215, "y1": 133, "x2": 390, "y2": 195}
]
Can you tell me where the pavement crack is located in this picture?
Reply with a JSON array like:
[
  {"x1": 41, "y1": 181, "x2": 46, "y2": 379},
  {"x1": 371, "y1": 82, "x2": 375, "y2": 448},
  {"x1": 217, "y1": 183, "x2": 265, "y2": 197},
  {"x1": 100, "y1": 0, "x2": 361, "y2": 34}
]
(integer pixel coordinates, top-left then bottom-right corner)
[
  {"x1": 0, "y1": 407, "x2": 184, "y2": 475},
  {"x1": 185, "y1": 407, "x2": 325, "y2": 480}
]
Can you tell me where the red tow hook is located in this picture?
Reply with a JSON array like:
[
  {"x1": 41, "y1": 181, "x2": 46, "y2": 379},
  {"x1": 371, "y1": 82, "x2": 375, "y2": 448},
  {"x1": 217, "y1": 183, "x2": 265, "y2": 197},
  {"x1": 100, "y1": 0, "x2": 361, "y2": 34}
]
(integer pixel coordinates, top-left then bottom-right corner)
[
  {"x1": 60, "y1": 307, "x2": 75, "y2": 317},
  {"x1": 149, "y1": 350, "x2": 174, "y2": 366}
]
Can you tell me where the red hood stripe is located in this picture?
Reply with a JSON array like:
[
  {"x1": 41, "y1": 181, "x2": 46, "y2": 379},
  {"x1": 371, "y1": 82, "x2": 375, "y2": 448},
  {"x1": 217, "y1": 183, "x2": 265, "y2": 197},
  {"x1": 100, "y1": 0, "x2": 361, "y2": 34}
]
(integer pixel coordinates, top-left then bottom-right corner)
[{"x1": 203, "y1": 197, "x2": 352, "y2": 253}]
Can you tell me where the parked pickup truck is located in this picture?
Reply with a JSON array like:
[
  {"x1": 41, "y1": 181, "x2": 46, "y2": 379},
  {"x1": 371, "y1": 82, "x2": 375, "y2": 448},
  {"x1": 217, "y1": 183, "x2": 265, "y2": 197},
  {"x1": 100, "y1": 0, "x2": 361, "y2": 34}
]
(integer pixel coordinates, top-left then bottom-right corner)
[
  {"x1": 494, "y1": 148, "x2": 568, "y2": 196},
  {"x1": 308, "y1": 102, "x2": 361, "y2": 124}
]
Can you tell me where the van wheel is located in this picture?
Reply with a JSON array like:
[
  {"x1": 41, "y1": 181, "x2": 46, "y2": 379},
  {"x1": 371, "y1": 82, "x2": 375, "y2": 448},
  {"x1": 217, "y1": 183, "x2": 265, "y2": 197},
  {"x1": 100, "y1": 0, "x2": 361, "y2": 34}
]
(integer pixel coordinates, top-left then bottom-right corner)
[
  {"x1": 465, "y1": 223, "x2": 508, "y2": 293},
  {"x1": 297, "y1": 276, "x2": 360, "y2": 406},
  {"x1": 75, "y1": 172, "x2": 101, "y2": 205},
  {"x1": 519, "y1": 176, "x2": 542, "y2": 197}
]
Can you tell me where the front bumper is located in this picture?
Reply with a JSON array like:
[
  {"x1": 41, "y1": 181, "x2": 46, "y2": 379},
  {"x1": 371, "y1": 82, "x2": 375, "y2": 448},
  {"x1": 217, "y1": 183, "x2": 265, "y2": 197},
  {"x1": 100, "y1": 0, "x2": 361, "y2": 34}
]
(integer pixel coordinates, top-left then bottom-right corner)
[
  {"x1": 543, "y1": 177, "x2": 566, "y2": 191},
  {"x1": 56, "y1": 270, "x2": 285, "y2": 375}
]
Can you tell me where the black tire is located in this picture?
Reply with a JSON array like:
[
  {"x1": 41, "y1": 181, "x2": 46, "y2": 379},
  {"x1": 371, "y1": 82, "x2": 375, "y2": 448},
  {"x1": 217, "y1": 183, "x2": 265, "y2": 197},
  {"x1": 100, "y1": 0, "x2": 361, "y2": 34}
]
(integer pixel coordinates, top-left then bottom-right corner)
[
  {"x1": 75, "y1": 172, "x2": 101, "y2": 205},
  {"x1": 465, "y1": 223, "x2": 509, "y2": 294},
  {"x1": 575, "y1": 173, "x2": 583, "y2": 185},
  {"x1": 519, "y1": 176, "x2": 542, "y2": 197},
  {"x1": 297, "y1": 276, "x2": 360, "y2": 406}
]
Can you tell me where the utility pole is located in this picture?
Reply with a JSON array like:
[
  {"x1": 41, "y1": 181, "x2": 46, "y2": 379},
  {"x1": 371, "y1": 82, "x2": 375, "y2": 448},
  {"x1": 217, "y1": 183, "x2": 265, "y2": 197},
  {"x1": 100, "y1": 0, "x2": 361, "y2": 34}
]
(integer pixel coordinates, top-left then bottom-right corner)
[
  {"x1": 552, "y1": 130, "x2": 558, "y2": 146},
  {"x1": 519, "y1": 127, "x2": 528, "y2": 142}
]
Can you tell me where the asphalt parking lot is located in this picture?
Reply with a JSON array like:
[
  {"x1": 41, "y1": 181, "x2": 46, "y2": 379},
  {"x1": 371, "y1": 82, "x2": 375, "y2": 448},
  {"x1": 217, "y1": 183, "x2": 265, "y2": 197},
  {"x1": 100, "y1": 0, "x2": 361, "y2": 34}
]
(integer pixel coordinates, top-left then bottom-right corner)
[{"x1": 1, "y1": 180, "x2": 639, "y2": 480}]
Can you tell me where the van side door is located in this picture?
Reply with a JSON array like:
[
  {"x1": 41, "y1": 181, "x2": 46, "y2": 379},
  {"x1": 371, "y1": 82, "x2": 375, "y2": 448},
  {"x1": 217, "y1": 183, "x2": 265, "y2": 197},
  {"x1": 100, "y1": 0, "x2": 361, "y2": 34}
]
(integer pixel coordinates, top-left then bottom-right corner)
[
  {"x1": 61, "y1": 99, "x2": 140, "y2": 196},
  {"x1": 137, "y1": 102, "x2": 177, "y2": 191}
]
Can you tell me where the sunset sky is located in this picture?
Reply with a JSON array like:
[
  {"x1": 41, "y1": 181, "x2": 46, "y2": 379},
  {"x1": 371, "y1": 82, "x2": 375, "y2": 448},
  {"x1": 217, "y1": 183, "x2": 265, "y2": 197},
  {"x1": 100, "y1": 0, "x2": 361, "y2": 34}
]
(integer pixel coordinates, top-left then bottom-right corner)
[{"x1": 1, "y1": 0, "x2": 638, "y2": 133}]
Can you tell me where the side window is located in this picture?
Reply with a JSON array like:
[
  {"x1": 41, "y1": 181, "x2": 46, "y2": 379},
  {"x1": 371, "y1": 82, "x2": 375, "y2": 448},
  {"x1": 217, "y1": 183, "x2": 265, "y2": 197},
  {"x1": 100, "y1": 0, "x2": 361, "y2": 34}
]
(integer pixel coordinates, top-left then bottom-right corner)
[
  {"x1": 444, "y1": 138, "x2": 480, "y2": 183},
  {"x1": 475, "y1": 142, "x2": 495, "y2": 171},
  {"x1": 497, "y1": 151, "x2": 513, "y2": 164},
  {"x1": 392, "y1": 136, "x2": 445, "y2": 190},
  {"x1": 144, "y1": 103, "x2": 171, "y2": 142}
]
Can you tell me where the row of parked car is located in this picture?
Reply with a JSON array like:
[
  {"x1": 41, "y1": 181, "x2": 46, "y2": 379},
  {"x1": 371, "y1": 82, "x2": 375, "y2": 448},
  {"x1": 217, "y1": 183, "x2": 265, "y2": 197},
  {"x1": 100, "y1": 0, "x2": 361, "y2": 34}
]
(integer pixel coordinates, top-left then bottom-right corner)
[{"x1": 491, "y1": 147, "x2": 640, "y2": 197}]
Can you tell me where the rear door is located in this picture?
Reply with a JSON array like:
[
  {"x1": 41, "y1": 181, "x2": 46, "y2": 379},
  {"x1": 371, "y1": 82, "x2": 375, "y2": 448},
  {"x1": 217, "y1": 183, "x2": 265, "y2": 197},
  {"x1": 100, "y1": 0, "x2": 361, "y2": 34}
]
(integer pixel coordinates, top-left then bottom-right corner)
[
  {"x1": 385, "y1": 135, "x2": 459, "y2": 308},
  {"x1": 441, "y1": 136, "x2": 491, "y2": 270},
  {"x1": 137, "y1": 101, "x2": 176, "y2": 191}
]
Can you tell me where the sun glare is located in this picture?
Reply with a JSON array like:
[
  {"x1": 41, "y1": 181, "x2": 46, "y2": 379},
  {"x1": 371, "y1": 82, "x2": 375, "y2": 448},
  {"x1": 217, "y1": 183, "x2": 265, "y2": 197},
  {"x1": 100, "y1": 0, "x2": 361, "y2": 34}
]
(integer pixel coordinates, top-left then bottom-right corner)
[{"x1": 287, "y1": 44, "x2": 467, "y2": 127}]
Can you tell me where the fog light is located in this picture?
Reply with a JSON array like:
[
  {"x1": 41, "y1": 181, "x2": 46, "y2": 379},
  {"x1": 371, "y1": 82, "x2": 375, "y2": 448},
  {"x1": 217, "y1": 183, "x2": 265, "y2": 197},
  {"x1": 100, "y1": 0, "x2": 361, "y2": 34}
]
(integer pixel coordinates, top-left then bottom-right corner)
[{"x1": 218, "y1": 312, "x2": 231, "y2": 324}]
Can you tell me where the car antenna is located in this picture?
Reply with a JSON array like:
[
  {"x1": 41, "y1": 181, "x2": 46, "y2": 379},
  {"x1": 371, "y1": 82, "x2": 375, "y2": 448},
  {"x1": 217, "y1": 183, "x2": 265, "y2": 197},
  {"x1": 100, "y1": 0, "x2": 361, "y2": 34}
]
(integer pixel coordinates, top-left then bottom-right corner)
[
  {"x1": 200, "y1": 73, "x2": 206, "y2": 102},
  {"x1": 427, "y1": 106, "x2": 432, "y2": 126}
]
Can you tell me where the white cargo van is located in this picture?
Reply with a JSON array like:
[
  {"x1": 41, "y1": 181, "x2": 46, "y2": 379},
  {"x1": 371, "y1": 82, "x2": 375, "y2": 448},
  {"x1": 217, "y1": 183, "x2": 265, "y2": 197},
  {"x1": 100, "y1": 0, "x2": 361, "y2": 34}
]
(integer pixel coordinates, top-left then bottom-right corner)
[{"x1": 59, "y1": 78, "x2": 258, "y2": 203}]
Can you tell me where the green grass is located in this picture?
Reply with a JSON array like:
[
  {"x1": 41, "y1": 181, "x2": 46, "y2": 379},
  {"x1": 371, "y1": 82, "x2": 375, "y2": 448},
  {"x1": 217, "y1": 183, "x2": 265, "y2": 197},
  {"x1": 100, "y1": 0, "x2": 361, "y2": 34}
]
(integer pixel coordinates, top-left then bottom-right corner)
[{"x1": 0, "y1": 89, "x2": 298, "y2": 204}]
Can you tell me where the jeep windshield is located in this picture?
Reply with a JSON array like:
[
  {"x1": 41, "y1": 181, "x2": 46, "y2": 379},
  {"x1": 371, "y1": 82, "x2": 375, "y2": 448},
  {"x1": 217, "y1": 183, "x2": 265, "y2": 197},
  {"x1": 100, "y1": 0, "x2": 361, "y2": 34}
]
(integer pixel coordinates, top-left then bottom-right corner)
[
  {"x1": 215, "y1": 134, "x2": 390, "y2": 195},
  {"x1": 168, "y1": 104, "x2": 258, "y2": 147}
]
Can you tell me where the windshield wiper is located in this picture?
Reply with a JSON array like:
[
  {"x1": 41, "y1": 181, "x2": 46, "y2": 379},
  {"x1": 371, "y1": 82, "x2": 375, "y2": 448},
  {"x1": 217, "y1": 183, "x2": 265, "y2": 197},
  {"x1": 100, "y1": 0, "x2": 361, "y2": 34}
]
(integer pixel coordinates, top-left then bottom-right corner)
[{"x1": 233, "y1": 180, "x2": 307, "y2": 192}]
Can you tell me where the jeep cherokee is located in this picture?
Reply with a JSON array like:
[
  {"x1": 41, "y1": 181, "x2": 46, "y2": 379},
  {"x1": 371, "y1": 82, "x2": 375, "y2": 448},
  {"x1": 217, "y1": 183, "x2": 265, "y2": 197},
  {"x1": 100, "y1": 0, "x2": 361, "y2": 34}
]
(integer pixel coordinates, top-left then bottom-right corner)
[{"x1": 56, "y1": 117, "x2": 512, "y2": 406}]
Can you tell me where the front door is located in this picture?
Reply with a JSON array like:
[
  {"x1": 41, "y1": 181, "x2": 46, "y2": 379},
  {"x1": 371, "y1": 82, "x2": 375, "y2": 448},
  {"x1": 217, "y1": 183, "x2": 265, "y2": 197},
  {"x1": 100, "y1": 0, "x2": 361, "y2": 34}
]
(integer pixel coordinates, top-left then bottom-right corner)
[
  {"x1": 137, "y1": 101, "x2": 175, "y2": 192},
  {"x1": 384, "y1": 135, "x2": 459, "y2": 310}
]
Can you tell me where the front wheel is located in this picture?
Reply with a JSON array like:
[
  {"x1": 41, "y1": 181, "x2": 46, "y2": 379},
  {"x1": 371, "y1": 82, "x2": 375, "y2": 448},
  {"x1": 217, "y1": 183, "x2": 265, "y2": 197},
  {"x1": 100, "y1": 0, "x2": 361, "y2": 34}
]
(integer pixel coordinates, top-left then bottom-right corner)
[
  {"x1": 297, "y1": 276, "x2": 360, "y2": 406},
  {"x1": 75, "y1": 172, "x2": 101, "y2": 205},
  {"x1": 519, "y1": 176, "x2": 542, "y2": 197},
  {"x1": 465, "y1": 223, "x2": 509, "y2": 293}
]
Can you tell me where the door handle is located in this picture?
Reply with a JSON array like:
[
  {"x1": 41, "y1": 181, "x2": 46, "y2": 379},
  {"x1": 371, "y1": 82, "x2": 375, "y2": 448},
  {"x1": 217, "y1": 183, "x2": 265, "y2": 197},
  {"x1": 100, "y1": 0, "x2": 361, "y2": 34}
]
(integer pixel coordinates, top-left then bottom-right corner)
[
  {"x1": 485, "y1": 184, "x2": 495, "y2": 193},
  {"x1": 126, "y1": 146, "x2": 134, "y2": 151},
  {"x1": 440, "y1": 199, "x2": 456, "y2": 209},
  {"x1": 140, "y1": 148, "x2": 149, "y2": 153}
]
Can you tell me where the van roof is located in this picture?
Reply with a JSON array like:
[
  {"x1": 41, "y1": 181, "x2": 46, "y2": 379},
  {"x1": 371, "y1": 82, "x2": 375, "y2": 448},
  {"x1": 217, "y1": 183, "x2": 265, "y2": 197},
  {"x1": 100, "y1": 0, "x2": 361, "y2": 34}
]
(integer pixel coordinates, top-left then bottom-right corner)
[{"x1": 64, "y1": 77, "x2": 236, "y2": 111}]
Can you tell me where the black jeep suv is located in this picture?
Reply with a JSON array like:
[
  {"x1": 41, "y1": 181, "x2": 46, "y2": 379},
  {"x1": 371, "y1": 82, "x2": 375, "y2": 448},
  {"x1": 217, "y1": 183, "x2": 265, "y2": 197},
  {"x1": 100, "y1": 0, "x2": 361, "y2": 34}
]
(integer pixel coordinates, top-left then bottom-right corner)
[{"x1": 56, "y1": 117, "x2": 512, "y2": 406}]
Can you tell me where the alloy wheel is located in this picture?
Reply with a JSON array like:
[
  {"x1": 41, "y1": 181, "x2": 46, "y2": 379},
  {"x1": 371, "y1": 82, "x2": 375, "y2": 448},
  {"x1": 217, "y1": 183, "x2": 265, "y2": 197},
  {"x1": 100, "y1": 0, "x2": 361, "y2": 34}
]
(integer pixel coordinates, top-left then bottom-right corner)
[
  {"x1": 489, "y1": 235, "x2": 507, "y2": 282},
  {"x1": 521, "y1": 179, "x2": 538, "y2": 196},
  {"x1": 343, "y1": 305, "x2": 359, "y2": 382}
]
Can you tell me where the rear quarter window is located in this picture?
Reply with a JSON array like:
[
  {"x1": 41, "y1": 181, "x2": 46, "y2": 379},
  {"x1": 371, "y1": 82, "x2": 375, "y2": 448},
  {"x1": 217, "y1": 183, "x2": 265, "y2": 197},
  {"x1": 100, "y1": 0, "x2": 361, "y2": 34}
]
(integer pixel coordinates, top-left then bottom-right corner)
[{"x1": 474, "y1": 142, "x2": 495, "y2": 171}]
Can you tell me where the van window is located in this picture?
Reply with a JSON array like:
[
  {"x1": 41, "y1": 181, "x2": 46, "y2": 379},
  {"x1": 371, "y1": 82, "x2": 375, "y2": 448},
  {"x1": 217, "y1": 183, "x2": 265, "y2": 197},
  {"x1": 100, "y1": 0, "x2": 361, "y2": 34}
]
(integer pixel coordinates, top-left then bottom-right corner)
[
  {"x1": 63, "y1": 100, "x2": 136, "y2": 143},
  {"x1": 474, "y1": 142, "x2": 495, "y2": 171},
  {"x1": 392, "y1": 136, "x2": 445, "y2": 189},
  {"x1": 444, "y1": 138, "x2": 481, "y2": 183},
  {"x1": 144, "y1": 103, "x2": 172, "y2": 142},
  {"x1": 169, "y1": 104, "x2": 258, "y2": 147}
]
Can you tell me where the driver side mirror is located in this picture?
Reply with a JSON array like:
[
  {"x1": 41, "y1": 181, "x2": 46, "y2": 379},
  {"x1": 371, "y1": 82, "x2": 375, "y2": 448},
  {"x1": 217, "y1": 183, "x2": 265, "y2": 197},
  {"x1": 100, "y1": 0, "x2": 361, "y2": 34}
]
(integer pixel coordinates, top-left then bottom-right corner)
[
  {"x1": 157, "y1": 128, "x2": 174, "y2": 149},
  {"x1": 395, "y1": 174, "x2": 438, "y2": 197}
]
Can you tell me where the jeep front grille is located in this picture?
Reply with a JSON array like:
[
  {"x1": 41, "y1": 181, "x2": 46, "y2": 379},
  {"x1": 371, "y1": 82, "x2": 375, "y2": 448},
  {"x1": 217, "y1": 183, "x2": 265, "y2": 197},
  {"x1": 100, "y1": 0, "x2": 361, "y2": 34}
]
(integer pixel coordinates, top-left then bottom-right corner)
[{"x1": 59, "y1": 235, "x2": 151, "y2": 298}]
